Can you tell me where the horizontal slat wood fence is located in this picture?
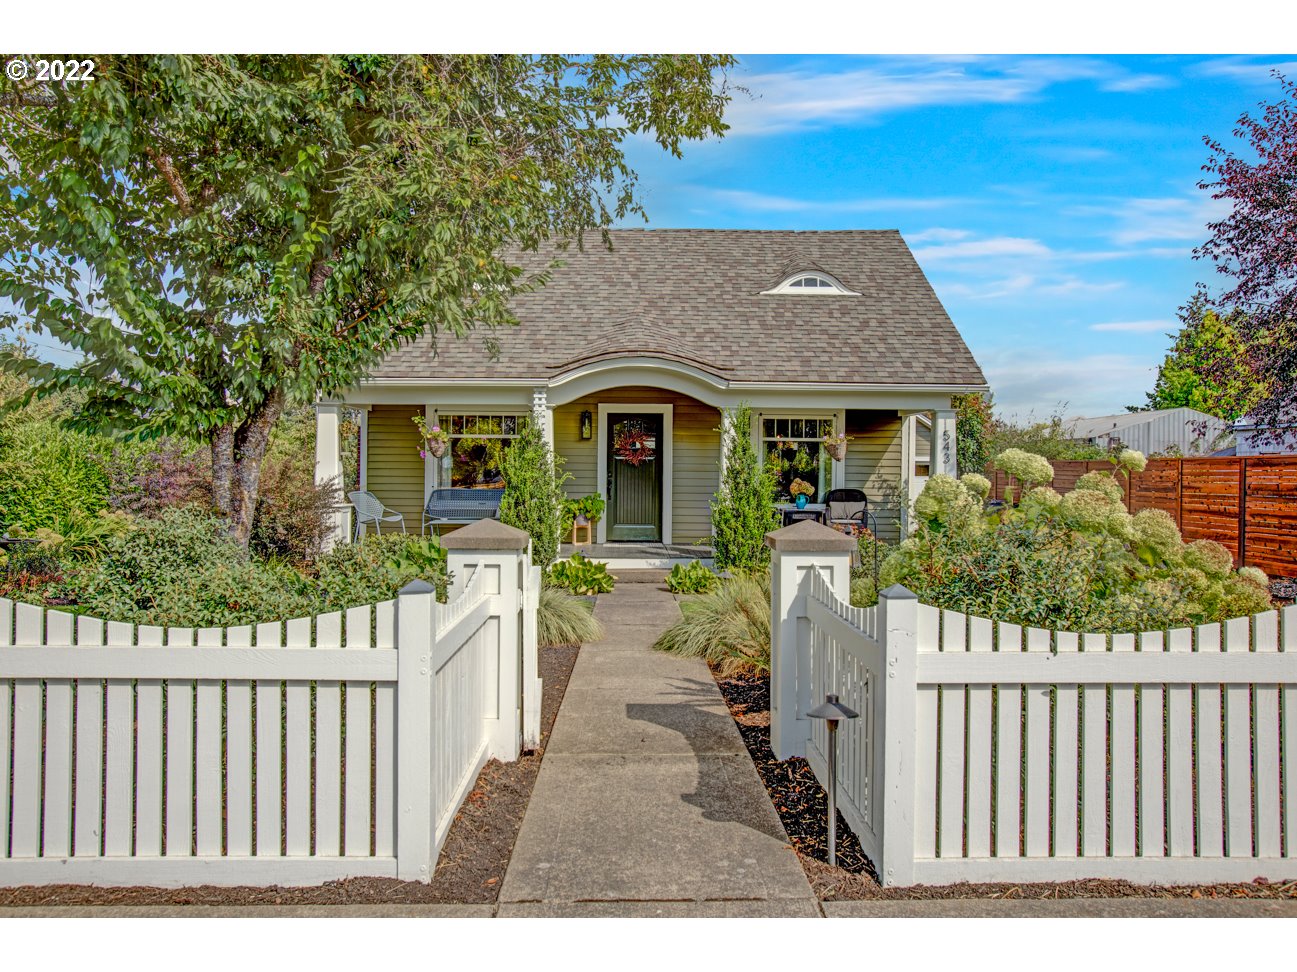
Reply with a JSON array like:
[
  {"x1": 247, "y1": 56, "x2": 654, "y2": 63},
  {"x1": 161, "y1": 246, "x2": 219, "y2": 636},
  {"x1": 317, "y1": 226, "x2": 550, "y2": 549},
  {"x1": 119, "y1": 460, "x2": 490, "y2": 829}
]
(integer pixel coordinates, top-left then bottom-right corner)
[
  {"x1": 770, "y1": 537, "x2": 1297, "y2": 887},
  {"x1": 984, "y1": 456, "x2": 1297, "y2": 579},
  {"x1": 0, "y1": 536, "x2": 539, "y2": 888}
]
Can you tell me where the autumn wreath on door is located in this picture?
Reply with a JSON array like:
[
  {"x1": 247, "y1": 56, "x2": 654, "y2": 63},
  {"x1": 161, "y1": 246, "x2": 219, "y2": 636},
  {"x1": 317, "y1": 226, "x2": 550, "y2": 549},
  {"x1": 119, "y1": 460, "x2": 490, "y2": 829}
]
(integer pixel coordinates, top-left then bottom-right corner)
[{"x1": 613, "y1": 428, "x2": 656, "y2": 466}]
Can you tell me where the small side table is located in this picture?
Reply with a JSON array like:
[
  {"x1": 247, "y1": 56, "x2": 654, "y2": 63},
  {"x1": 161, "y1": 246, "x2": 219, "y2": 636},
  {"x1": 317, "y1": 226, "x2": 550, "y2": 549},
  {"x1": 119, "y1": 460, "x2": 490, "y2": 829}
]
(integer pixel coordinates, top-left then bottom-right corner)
[{"x1": 777, "y1": 503, "x2": 827, "y2": 527}]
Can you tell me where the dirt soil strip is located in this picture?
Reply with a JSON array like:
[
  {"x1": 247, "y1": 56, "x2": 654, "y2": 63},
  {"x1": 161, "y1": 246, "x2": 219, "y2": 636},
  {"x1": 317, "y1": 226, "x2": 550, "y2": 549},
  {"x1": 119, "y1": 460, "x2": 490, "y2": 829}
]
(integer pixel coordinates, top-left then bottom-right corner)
[
  {"x1": 712, "y1": 668, "x2": 1297, "y2": 903},
  {"x1": 0, "y1": 643, "x2": 580, "y2": 909}
]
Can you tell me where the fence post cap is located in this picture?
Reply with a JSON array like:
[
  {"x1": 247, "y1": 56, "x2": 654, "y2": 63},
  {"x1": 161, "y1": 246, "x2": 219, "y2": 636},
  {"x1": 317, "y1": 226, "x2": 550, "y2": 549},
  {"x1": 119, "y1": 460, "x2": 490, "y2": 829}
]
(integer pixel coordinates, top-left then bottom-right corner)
[
  {"x1": 763, "y1": 519, "x2": 856, "y2": 552},
  {"x1": 398, "y1": 579, "x2": 437, "y2": 596},
  {"x1": 878, "y1": 583, "x2": 918, "y2": 601},
  {"x1": 441, "y1": 518, "x2": 531, "y2": 551}
]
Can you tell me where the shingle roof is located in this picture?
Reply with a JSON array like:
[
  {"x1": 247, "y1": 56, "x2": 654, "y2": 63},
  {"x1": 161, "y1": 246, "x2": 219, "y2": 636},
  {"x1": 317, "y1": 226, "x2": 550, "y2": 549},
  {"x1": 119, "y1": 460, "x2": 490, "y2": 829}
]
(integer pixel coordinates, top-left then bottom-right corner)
[{"x1": 369, "y1": 229, "x2": 986, "y2": 387}]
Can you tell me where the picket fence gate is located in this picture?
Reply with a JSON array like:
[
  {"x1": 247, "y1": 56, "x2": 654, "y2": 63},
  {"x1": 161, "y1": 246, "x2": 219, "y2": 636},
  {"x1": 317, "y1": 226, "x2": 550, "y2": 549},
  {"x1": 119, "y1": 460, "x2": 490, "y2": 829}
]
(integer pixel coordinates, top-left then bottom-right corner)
[
  {"x1": 0, "y1": 520, "x2": 540, "y2": 887},
  {"x1": 767, "y1": 522, "x2": 1297, "y2": 887}
]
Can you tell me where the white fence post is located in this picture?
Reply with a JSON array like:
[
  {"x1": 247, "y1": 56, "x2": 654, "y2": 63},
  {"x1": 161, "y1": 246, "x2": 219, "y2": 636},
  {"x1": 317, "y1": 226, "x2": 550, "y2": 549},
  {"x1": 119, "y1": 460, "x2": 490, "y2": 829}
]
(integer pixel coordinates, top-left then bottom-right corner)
[
  {"x1": 877, "y1": 583, "x2": 919, "y2": 887},
  {"x1": 395, "y1": 579, "x2": 437, "y2": 881},
  {"x1": 442, "y1": 519, "x2": 533, "y2": 763},
  {"x1": 521, "y1": 564, "x2": 543, "y2": 750},
  {"x1": 765, "y1": 520, "x2": 855, "y2": 761}
]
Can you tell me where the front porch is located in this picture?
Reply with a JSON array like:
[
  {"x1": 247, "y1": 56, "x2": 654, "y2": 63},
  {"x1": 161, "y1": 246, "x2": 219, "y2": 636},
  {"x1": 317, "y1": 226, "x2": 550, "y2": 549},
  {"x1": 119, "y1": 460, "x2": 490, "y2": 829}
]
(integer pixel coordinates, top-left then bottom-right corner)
[{"x1": 558, "y1": 541, "x2": 714, "y2": 569}]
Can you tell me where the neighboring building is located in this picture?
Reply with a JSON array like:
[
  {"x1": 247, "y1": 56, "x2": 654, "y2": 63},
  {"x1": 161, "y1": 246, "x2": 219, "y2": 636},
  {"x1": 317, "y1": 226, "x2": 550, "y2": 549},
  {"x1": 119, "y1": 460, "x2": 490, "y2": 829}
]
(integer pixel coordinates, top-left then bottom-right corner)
[
  {"x1": 1066, "y1": 407, "x2": 1232, "y2": 457},
  {"x1": 1233, "y1": 416, "x2": 1297, "y2": 456},
  {"x1": 316, "y1": 229, "x2": 988, "y2": 559}
]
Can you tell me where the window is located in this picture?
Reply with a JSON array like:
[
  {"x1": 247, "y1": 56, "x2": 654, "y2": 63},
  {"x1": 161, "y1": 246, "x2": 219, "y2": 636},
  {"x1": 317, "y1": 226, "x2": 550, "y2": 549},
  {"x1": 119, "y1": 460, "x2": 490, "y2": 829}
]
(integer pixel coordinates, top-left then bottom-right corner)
[
  {"x1": 440, "y1": 413, "x2": 528, "y2": 487},
  {"x1": 762, "y1": 271, "x2": 858, "y2": 295},
  {"x1": 761, "y1": 417, "x2": 835, "y2": 502}
]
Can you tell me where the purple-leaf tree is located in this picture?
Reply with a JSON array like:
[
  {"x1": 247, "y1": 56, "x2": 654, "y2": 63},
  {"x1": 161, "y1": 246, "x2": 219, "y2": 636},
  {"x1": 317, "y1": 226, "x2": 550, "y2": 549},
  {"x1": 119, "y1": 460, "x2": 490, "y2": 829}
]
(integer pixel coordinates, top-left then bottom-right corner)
[{"x1": 1194, "y1": 72, "x2": 1297, "y2": 441}]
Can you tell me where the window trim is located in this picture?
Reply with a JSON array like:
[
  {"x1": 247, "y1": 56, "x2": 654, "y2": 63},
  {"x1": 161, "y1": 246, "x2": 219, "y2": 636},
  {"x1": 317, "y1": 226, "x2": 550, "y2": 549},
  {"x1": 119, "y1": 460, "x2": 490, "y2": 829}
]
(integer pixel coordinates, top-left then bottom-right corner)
[
  {"x1": 762, "y1": 271, "x2": 859, "y2": 296},
  {"x1": 427, "y1": 408, "x2": 530, "y2": 494},
  {"x1": 757, "y1": 412, "x2": 845, "y2": 501}
]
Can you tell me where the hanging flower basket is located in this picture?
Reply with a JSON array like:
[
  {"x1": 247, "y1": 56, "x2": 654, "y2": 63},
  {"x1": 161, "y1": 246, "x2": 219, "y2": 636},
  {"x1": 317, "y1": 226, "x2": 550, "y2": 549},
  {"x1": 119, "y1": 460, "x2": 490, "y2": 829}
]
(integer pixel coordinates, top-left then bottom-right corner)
[
  {"x1": 823, "y1": 431, "x2": 849, "y2": 462},
  {"x1": 613, "y1": 429, "x2": 655, "y2": 466},
  {"x1": 412, "y1": 415, "x2": 450, "y2": 460}
]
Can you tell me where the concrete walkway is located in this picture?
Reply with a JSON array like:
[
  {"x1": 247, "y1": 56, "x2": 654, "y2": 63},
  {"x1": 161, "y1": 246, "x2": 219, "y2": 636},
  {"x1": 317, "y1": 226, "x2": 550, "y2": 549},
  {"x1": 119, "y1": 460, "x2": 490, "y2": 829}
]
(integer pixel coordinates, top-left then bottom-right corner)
[{"x1": 497, "y1": 577, "x2": 819, "y2": 918}]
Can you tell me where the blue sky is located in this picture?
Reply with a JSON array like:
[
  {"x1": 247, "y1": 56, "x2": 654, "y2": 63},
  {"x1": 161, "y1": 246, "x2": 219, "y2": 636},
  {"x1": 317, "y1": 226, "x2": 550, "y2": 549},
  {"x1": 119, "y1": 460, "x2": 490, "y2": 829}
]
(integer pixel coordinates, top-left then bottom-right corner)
[{"x1": 616, "y1": 53, "x2": 1297, "y2": 421}]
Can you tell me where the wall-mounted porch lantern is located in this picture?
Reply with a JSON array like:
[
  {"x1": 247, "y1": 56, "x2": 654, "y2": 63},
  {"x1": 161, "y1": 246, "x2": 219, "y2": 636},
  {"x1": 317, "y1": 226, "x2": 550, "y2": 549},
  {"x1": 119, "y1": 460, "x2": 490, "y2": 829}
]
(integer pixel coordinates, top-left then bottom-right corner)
[{"x1": 580, "y1": 410, "x2": 593, "y2": 440}]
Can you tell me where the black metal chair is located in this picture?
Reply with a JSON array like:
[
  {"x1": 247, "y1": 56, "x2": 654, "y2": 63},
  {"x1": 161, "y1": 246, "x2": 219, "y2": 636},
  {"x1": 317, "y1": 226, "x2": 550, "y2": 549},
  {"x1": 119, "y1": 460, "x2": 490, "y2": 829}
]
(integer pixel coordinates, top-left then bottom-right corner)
[{"x1": 823, "y1": 488, "x2": 880, "y2": 586}]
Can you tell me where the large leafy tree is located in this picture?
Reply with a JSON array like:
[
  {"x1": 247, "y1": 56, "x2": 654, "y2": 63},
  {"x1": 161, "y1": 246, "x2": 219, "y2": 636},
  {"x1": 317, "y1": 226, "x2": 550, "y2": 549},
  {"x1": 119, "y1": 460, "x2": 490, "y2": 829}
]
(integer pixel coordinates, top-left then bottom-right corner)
[
  {"x1": 1194, "y1": 72, "x2": 1297, "y2": 439},
  {"x1": 0, "y1": 54, "x2": 733, "y2": 546},
  {"x1": 1138, "y1": 294, "x2": 1267, "y2": 421}
]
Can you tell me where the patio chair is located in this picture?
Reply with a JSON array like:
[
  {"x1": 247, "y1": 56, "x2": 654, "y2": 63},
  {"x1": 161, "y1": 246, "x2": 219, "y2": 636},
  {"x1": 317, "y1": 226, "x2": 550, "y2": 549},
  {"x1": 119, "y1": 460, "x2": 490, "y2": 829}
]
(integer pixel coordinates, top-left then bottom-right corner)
[
  {"x1": 348, "y1": 490, "x2": 406, "y2": 540},
  {"x1": 823, "y1": 488, "x2": 880, "y2": 585}
]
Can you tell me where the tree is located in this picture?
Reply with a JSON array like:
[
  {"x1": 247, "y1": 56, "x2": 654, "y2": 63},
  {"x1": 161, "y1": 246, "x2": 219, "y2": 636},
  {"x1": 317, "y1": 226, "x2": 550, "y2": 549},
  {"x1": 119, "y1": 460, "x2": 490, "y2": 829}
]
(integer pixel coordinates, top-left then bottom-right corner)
[
  {"x1": 1194, "y1": 72, "x2": 1297, "y2": 439},
  {"x1": 0, "y1": 54, "x2": 733, "y2": 547},
  {"x1": 498, "y1": 420, "x2": 568, "y2": 570},
  {"x1": 952, "y1": 392, "x2": 993, "y2": 475},
  {"x1": 1138, "y1": 294, "x2": 1266, "y2": 421},
  {"x1": 985, "y1": 407, "x2": 1108, "y2": 462},
  {"x1": 710, "y1": 404, "x2": 781, "y2": 572}
]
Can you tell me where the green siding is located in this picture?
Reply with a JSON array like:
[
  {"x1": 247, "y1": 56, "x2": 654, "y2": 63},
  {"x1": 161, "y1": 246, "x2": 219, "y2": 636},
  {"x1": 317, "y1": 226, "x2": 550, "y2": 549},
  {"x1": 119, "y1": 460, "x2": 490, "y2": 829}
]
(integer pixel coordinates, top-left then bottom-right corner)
[
  {"x1": 845, "y1": 409, "x2": 904, "y2": 541},
  {"x1": 554, "y1": 387, "x2": 720, "y2": 545},
  {"x1": 366, "y1": 405, "x2": 425, "y2": 530}
]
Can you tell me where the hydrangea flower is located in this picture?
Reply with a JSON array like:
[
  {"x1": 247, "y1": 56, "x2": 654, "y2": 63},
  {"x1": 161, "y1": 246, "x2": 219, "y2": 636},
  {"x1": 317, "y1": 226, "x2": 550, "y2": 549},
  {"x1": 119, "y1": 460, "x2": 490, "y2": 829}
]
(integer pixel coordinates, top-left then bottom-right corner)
[
  {"x1": 1074, "y1": 470, "x2": 1124, "y2": 505},
  {"x1": 959, "y1": 473, "x2": 991, "y2": 500},
  {"x1": 1238, "y1": 566, "x2": 1269, "y2": 587},
  {"x1": 1132, "y1": 509, "x2": 1183, "y2": 563},
  {"x1": 913, "y1": 474, "x2": 979, "y2": 530},
  {"x1": 1183, "y1": 539, "x2": 1233, "y2": 578},
  {"x1": 992, "y1": 448, "x2": 1055, "y2": 488},
  {"x1": 1061, "y1": 488, "x2": 1131, "y2": 537},
  {"x1": 1116, "y1": 449, "x2": 1148, "y2": 474},
  {"x1": 1019, "y1": 486, "x2": 1062, "y2": 517}
]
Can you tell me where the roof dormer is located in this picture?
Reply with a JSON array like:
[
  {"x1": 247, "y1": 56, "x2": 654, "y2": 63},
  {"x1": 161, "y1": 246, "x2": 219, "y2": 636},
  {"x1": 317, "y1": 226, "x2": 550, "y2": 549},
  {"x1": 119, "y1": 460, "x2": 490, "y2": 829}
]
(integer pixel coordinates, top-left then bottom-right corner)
[{"x1": 762, "y1": 270, "x2": 859, "y2": 295}]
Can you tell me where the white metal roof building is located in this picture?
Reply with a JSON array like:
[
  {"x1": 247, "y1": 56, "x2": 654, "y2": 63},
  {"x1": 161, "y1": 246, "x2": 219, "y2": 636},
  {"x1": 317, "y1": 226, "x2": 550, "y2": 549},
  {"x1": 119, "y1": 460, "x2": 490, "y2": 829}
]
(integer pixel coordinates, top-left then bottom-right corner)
[{"x1": 1066, "y1": 407, "x2": 1233, "y2": 457}]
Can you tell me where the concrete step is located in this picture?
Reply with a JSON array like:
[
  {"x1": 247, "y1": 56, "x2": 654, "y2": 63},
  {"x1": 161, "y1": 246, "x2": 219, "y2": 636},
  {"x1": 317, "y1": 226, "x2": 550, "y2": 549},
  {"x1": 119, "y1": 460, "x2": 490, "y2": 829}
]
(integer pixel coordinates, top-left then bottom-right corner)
[{"x1": 609, "y1": 568, "x2": 670, "y2": 584}]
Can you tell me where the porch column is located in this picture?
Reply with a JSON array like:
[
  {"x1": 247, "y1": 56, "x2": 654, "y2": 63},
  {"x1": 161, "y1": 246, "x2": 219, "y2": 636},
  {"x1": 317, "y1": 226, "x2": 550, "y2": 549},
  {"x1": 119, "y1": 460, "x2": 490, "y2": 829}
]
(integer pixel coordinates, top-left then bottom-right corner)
[
  {"x1": 933, "y1": 407, "x2": 958, "y2": 477},
  {"x1": 532, "y1": 386, "x2": 554, "y2": 452},
  {"x1": 315, "y1": 401, "x2": 350, "y2": 549}
]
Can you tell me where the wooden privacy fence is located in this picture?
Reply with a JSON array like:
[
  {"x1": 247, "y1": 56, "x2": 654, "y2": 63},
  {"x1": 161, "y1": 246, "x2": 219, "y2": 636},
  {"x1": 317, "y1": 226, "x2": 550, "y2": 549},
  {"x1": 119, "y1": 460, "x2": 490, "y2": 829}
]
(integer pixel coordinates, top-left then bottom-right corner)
[
  {"x1": 985, "y1": 456, "x2": 1297, "y2": 579},
  {"x1": 0, "y1": 519, "x2": 541, "y2": 888},
  {"x1": 767, "y1": 522, "x2": 1297, "y2": 887}
]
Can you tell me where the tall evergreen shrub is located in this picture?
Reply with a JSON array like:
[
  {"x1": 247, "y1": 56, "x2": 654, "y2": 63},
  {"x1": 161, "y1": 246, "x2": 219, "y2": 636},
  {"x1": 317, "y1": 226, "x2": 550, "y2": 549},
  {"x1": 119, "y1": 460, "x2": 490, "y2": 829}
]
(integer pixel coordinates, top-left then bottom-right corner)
[
  {"x1": 710, "y1": 404, "x2": 780, "y2": 572},
  {"x1": 499, "y1": 421, "x2": 569, "y2": 569}
]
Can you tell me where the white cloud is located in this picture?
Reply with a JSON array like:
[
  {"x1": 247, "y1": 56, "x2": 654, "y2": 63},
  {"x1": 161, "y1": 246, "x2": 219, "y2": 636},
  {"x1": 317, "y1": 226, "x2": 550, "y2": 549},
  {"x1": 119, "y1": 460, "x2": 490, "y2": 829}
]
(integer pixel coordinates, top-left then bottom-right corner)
[
  {"x1": 905, "y1": 227, "x2": 974, "y2": 244},
  {"x1": 1099, "y1": 74, "x2": 1176, "y2": 93},
  {"x1": 911, "y1": 236, "x2": 1053, "y2": 261},
  {"x1": 707, "y1": 188, "x2": 962, "y2": 213},
  {"x1": 1190, "y1": 57, "x2": 1297, "y2": 85},
  {"x1": 1089, "y1": 319, "x2": 1175, "y2": 333},
  {"x1": 725, "y1": 56, "x2": 1178, "y2": 134},
  {"x1": 976, "y1": 347, "x2": 1159, "y2": 419},
  {"x1": 1065, "y1": 194, "x2": 1231, "y2": 246}
]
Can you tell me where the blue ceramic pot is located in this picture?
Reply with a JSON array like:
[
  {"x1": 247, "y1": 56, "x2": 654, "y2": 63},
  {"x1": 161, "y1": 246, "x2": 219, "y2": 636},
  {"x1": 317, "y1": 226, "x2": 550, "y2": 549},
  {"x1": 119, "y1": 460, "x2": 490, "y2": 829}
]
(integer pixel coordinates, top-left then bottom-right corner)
[{"x1": 795, "y1": 494, "x2": 808, "y2": 509}]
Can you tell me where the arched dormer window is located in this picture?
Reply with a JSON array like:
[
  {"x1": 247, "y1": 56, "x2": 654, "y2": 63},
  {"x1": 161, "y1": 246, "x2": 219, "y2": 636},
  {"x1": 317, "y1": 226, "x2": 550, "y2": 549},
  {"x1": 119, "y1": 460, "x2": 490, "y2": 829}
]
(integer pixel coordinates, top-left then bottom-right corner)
[{"x1": 762, "y1": 271, "x2": 859, "y2": 295}]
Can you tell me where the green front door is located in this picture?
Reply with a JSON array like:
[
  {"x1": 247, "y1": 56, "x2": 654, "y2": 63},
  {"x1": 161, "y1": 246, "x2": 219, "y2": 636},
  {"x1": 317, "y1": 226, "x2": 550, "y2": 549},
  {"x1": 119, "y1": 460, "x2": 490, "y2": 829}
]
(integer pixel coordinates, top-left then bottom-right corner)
[{"x1": 607, "y1": 413, "x2": 663, "y2": 542}]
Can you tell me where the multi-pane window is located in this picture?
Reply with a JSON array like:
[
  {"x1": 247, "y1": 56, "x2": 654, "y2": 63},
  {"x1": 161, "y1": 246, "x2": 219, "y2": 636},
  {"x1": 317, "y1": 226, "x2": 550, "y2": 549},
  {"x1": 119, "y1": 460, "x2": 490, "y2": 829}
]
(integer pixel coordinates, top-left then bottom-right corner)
[
  {"x1": 440, "y1": 413, "x2": 528, "y2": 487},
  {"x1": 761, "y1": 417, "x2": 835, "y2": 502}
]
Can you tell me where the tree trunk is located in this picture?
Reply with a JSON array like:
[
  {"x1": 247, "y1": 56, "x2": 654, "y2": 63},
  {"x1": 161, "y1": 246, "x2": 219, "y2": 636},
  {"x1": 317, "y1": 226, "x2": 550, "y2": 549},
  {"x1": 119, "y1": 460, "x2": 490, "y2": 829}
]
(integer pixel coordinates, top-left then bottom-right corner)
[{"x1": 209, "y1": 386, "x2": 285, "y2": 551}]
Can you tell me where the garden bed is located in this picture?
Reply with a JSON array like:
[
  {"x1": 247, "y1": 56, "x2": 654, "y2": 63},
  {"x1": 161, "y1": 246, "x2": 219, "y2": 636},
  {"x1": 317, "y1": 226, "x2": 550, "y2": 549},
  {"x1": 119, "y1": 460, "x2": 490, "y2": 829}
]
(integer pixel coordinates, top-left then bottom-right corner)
[
  {"x1": 712, "y1": 667, "x2": 1297, "y2": 903},
  {"x1": 0, "y1": 642, "x2": 580, "y2": 909}
]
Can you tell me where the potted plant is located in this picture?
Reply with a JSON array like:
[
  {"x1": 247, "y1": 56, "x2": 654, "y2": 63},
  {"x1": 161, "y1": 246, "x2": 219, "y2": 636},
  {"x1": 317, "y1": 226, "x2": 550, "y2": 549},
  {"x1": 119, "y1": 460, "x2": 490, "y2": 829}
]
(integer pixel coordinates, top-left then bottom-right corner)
[
  {"x1": 790, "y1": 478, "x2": 815, "y2": 509},
  {"x1": 823, "y1": 430, "x2": 849, "y2": 462},
  {"x1": 412, "y1": 415, "x2": 451, "y2": 459},
  {"x1": 575, "y1": 493, "x2": 605, "y2": 526}
]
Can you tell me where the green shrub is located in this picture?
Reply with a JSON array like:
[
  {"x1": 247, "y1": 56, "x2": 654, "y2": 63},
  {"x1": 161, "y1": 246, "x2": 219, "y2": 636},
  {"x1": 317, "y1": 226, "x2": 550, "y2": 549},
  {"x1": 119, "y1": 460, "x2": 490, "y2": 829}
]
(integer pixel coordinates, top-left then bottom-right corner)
[
  {"x1": 0, "y1": 545, "x2": 65, "y2": 599},
  {"x1": 665, "y1": 559, "x2": 720, "y2": 594},
  {"x1": 311, "y1": 533, "x2": 450, "y2": 608},
  {"x1": 0, "y1": 419, "x2": 114, "y2": 530},
  {"x1": 27, "y1": 508, "x2": 135, "y2": 562},
  {"x1": 499, "y1": 422, "x2": 570, "y2": 569},
  {"x1": 546, "y1": 553, "x2": 614, "y2": 595},
  {"x1": 654, "y1": 573, "x2": 771, "y2": 675},
  {"x1": 537, "y1": 586, "x2": 604, "y2": 647},
  {"x1": 882, "y1": 451, "x2": 1274, "y2": 632},
  {"x1": 710, "y1": 404, "x2": 781, "y2": 572},
  {"x1": 250, "y1": 451, "x2": 341, "y2": 564}
]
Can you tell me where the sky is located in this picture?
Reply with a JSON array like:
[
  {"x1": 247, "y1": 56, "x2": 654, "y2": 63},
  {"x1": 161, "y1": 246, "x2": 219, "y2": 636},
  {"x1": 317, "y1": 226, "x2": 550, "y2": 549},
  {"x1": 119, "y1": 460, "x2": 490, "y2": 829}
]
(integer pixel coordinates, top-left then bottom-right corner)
[{"x1": 614, "y1": 53, "x2": 1296, "y2": 421}]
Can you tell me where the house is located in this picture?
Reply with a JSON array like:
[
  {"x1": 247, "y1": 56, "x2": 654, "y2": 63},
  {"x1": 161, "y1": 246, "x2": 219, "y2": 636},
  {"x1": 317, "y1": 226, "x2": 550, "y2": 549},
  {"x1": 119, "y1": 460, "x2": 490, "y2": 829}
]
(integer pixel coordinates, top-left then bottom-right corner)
[
  {"x1": 1232, "y1": 416, "x2": 1297, "y2": 456},
  {"x1": 314, "y1": 229, "x2": 987, "y2": 562},
  {"x1": 1066, "y1": 407, "x2": 1232, "y2": 457}
]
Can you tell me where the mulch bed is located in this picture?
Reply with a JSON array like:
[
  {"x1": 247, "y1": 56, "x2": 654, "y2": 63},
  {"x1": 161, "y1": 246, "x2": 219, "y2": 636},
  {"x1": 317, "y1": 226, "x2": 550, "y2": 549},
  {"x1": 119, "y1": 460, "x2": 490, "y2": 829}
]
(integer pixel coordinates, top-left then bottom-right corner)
[
  {"x1": 0, "y1": 642, "x2": 580, "y2": 909},
  {"x1": 712, "y1": 667, "x2": 1297, "y2": 903}
]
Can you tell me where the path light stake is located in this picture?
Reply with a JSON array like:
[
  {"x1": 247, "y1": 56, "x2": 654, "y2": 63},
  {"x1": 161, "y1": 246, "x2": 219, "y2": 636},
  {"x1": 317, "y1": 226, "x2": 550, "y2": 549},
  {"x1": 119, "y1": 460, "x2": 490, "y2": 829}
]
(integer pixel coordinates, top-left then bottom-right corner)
[{"x1": 806, "y1": 693, "x2": 859, "y2": 867}]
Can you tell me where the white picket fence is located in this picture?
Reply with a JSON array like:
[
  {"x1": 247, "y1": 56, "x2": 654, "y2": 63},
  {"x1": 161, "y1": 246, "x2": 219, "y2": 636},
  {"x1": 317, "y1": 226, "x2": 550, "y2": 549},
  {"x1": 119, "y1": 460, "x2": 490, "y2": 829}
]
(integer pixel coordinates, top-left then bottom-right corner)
[
  {"x1": 0, "y1": 522, "x2": 540, "y2": 887},
  {"x1": 768, "y1": 529, "x2": 1297, "y2": 887}
]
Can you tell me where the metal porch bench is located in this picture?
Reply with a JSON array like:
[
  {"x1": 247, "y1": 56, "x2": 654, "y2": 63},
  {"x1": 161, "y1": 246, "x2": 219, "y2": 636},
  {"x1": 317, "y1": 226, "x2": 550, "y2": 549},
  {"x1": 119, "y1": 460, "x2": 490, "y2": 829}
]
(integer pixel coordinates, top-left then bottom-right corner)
[{"x1": 422, "y1": 487, "x2": 505, "y2": 535}]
